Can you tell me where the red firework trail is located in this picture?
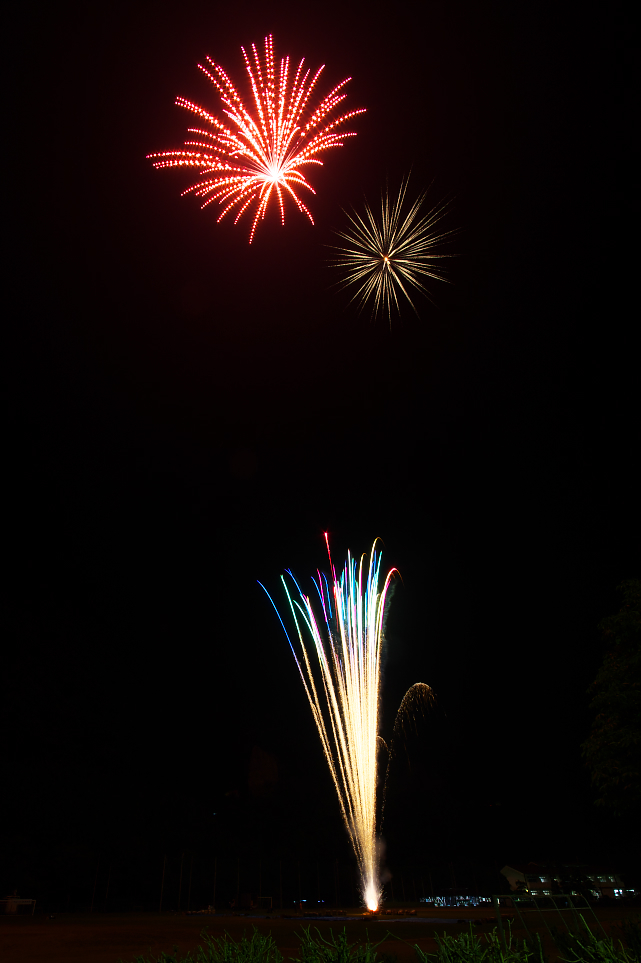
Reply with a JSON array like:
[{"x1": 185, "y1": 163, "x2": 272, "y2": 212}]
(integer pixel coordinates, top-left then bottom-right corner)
[{"x1": 148, "y1": 35, "x2": 365, "y2": 242}]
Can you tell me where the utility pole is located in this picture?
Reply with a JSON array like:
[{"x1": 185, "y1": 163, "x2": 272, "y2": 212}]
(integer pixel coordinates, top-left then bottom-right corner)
[
  {"x1": 178, "y1": 852, "x2": 184, "y2": 911},
  {"x1": 187, "y1": 854, "x2": 193, "y2": 911},
  {"x1": 159, "y1": 855, "x2": 166, "y2": 914},
  {"x1": 90, "y1": 860, "x2": 99, "y2": 914}
]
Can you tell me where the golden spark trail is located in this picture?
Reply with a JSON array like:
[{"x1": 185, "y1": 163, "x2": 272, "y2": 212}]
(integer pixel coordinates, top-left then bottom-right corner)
[
  {"x1": 148, "y1": 35, "x2": 365, "y2": 242},
  {"x1": 331, "y1": 178, "x2": 456, "y2": 323},
  {"x1": 259, "y1": 536, "x2": 396, "y2": 911}
]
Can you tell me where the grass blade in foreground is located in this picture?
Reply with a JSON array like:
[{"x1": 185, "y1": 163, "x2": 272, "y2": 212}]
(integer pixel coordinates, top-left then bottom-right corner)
[
  {"x1": 293, "y1": 926, "x2": 387, "y2": 963},
  {"x1": 119, "y1": 928, "x2": 283, "y2": 963}
]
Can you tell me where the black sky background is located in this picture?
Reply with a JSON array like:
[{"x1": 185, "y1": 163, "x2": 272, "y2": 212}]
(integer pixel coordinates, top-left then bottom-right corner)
[{"x1": 5, "y1": 0, "x2": 638, "y2": 908}]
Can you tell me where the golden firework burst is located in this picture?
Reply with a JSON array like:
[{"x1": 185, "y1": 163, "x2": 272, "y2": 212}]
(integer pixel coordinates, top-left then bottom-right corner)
[{"x1": 331, "y1": 179, "x2": 456, "y2": 323}]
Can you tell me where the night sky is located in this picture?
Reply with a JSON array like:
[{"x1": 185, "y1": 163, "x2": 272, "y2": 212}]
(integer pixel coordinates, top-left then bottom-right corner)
[{"x1": 5, "y1": 0, "x2": 637, "y2": 911}]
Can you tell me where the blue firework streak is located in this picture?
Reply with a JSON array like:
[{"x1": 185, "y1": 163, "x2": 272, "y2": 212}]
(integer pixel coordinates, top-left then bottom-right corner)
[{"x1": 259, "y1": 535, "x2": 397, "y2": 911}]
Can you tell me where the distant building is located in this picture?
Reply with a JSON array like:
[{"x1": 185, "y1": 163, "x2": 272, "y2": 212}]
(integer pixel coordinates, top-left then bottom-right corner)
[
  {"x1": 421, "y1": 895, "x2": 492, "y2": 908},
  {"x1": 500, "y1": 863, "x2": 630, "y2": 899}
]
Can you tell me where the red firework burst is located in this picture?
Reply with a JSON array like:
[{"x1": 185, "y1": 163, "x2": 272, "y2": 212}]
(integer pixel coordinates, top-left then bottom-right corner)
[{"x1": 148, "y1": 35, "x2": 365, "y2": 242}]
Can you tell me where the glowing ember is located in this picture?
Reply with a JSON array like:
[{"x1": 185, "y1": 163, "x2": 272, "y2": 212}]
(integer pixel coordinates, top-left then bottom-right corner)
[
  {"x1": 259, "y1": 536, "x2": 396, "y2": 911},
  {"x1": 148, "y1": 35, "x2": 365, "y2": 242}
]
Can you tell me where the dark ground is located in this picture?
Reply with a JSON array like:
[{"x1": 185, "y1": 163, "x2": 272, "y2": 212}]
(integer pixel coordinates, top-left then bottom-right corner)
[{"x1": 1, "y1": 907, "x2": 639, "y2": 963}]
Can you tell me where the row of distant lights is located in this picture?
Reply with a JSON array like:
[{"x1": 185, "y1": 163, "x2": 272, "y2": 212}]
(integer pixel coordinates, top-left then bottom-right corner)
[
  {"x1": 528, "y1": 876, "x2": 617, "y2": 883},
  {"x1": 525, "y1": 889, "x2": 631, "y2": 898},
  {"x1": 420, "y1": 897, "x2": 492, "y2": 907}
]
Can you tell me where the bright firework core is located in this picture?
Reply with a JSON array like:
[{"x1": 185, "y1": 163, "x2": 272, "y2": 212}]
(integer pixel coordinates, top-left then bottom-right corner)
[
  {"x1": 148, "y1": 35, "x2": 365, "y2": 242},
  {"x1": 260, "y1": 537, "x2": 396, "y2": 912}
]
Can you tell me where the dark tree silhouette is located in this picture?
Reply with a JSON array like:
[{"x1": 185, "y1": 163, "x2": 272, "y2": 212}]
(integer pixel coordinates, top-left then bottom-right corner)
[{"x1": 582, "y1": 578, "x2": 641, "y2": 813}]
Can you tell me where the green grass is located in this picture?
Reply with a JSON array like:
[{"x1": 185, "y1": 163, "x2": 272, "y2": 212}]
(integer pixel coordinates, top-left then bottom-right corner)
[
  {"x1": 119, "y1": 927, "x2": 283, "y2": 963},
  {"x1": 548, "y1": 916, "x2": 638, "y2": 963},
  {"x1": 292, "y1": 927, "x2": 388, "y2": 963},
  {"x1": 119, "y1": 926, "x2": 390, "y2": 963},
  {"x1": 412, "y1": 925, "x2": 546, "y2": 963},
  {"x1": 411, "y1": 917, "x2": 641, "y2": 963},
  {"x1": 119, "y1": 919, "x2": 641, "y2": 963}
]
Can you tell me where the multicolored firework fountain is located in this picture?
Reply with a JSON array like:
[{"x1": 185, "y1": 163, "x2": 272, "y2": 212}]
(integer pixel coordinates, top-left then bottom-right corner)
[
  {"x1": 259, "y1": 536, "x2": 396, "y2": 911},
  {"x1": 148, "y1": 35, "x2": 365, "y2": 242}
]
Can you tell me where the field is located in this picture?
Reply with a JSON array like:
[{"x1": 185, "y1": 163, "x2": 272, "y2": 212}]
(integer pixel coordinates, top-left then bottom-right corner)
[{"x1": 0, "y1": 906, "x2": 637, "y2": 963}]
